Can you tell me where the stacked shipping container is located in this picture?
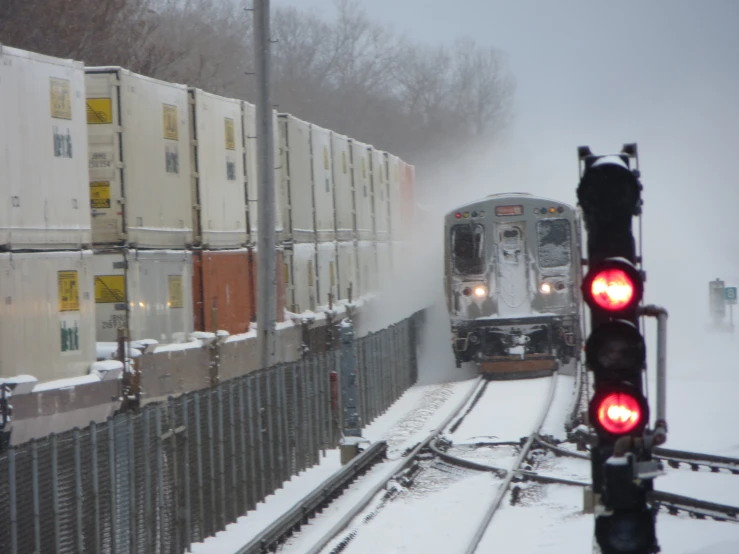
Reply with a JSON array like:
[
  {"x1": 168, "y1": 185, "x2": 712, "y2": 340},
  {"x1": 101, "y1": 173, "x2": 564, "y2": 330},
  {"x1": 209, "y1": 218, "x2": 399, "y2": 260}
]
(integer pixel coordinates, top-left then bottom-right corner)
[
  {"x1": 0, "y1": 45, "x2": 416, "y2": 382},
  {"x1": 0, "y1": 46, "x2": 96, "y2": 381}
]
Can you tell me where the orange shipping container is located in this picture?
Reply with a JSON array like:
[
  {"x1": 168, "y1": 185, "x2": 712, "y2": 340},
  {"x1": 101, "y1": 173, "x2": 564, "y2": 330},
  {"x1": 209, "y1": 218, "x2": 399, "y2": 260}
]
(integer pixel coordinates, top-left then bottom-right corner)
[
  {"x1": 247, "y1": 249, "x2": 287, "y2": 323},
  {"x1": 193, "y1": 249, "x2": 253, "y2": 334}
]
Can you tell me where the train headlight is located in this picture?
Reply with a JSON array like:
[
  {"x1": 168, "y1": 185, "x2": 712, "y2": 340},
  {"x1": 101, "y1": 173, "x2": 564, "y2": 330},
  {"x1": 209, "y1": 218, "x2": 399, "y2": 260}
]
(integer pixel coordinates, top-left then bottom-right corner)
[
  {"x1": 473, "y1": 285, "x2": 487, "y2": 298},
  {"x1": 540, "y1": 282, "x2": 552, "y2": 294}
]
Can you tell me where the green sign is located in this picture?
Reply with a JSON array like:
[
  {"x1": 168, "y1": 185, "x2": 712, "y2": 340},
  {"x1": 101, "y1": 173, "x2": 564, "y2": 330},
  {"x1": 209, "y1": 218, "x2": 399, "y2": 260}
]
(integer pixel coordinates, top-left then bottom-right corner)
[{"x1": 725, "y1": 287, "x2": 737, "y2": 304}]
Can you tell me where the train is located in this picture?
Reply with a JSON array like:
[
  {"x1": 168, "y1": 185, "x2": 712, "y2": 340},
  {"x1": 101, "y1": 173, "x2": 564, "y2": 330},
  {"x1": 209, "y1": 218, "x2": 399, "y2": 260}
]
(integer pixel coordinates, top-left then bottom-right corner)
[
  {"x1": 0, "y1": 45, "x2": 416, "y2": 383},
  {"x1": 443, "y1": 193, "x2": 583, "y2": 378}
]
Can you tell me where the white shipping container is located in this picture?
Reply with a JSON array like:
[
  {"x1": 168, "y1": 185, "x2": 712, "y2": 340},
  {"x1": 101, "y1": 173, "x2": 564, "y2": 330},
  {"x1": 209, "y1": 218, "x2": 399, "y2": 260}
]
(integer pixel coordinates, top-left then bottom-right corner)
[
  {"x1": 370, "y1": 147, "x2": 390, "y2": 241},
  {"x1": 93, "y1": 249, "x2": 194, "y2": 343},
  {"x1": 351, "y1": 140, "x2": 373, "y2": 242},
  {"x1": 243, "y1": 103, "x2": 282, "y2": 245},
  {"x1": 0, "y1": 251, "x2": 96, "y2": 381},
  {"x1": 310, "y1": 124, "x2": 335, "y2": 242},
  {"x1": 278, "y1": 114, "x2": 314, "y2": 243},
  {"x1": 285, "y1": 243, "x2": 317, "y2": 313},
  {"x1": 385, "y1": 153, "x2": 402, "y2": 243},
  {"x1": 331, "y1": 133, "x2": 354, "y2": 242},
  {"x1": 0, "y1": 46, "x2": 91, "y2": 250},
  {"x1": 336, "y1": 241, "x2": 357, "y2": 302},
  {"x1": 356, "y1": 240, "x2": 377, "y2": 298},
  {"x1": 189, "y1": 89, "x2": 247, "y2": 248},
  {"x1": 316, "y1": 241, "x2": 337, "y2": 307},
  {"x1": 86, "y1": 68, "x2": 193, "y2": 248},
  {"x1": 376, "y1": 241, "x2": 393, "y2": 290}
]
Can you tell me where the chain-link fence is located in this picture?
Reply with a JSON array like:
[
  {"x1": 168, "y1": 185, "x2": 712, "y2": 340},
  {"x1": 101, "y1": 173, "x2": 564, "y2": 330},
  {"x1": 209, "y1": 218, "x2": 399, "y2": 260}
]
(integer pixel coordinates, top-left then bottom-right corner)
[{"x1": 0, "y1": 314, "x2": 419, "y2": 554}]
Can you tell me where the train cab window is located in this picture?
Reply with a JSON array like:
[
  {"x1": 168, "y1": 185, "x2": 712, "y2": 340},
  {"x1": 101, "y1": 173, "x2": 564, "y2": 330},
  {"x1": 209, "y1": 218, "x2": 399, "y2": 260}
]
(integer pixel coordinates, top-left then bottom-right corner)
[
  {"x1": 537, "y1": 219, "x2": 571, "y2": 268},
  {"x1": 451, "y1": 224, "x2": 485, "y2": 274}
]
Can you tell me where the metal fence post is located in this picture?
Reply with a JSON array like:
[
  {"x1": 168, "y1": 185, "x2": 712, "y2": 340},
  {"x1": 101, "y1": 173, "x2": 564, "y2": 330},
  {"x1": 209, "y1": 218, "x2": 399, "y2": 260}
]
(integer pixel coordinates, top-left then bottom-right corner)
[
  {"x1": 181, "y1": 395, "x2": 192, "y2": 552},
  {"x1": 264, "y1": 370, "x2": 276, "y2": 492},
  {"x1": 31, "y1": 440, "x2": 41, "y2": 554},
  {"x1": 255, "y1": 373, "x2": 268, "y2": 498},
  {"x1": 217, "y1": 386, "x2": 227, "y2": 530},
  {"x1": 90, "y1": 423, "x2": 101, "y2": 554},
  {"x1": 206, "y1": 390, "x2": 217, "y2": 535},
  {"x1": 228, "y1": 382, "x2": 238, "y2": 522},
  {"x1": 143, "y1": 409, "x2": 153, "y2": 551},
  {"x1": 128, "y1": 416, "x2": 137, "y2": 552},
  {"x1": 275, "y1": 365, "x2": 286, "y2": 484},
  {"x1": 193, "y1": 394, "x2": 204, "y2": 542},
  {"x1": 155, "y1": 408, "x2": 166, "y2": 552},
  {"x1": 246, "y1": 376, "x2": 260, "y2": 507},
  {"x1": 8, "y1": 445, "x2": 17, "y2": 554},
  {"x1": 168, "y1": 399, "x2": 181, "y2": 554},
  {"x1": 108, "y1": 419, "x2": 117, "y2": 554},
  {"x1": 50, "y1": 433, "x2": 61, "y2": 554},
  {"x1": 237, "y1": 380, "x2": 249, "y2": 512}
]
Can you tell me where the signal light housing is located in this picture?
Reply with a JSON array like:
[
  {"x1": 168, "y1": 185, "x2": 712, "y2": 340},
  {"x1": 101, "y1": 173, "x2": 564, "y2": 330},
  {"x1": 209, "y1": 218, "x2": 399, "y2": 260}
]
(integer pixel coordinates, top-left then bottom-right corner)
[
  {"x1": 585, "y1": 320, "x2": 646, "y2": 379},
  {"x1": 589, "y1": 387, "x2": 648, "y2": 439},
  {"x1": 582, "y1": 258, "x2": 643, "y2": 317}
]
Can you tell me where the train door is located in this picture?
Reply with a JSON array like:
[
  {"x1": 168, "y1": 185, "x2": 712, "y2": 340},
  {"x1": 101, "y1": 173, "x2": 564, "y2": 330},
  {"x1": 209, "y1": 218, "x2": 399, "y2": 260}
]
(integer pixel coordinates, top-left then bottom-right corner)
[{"x1": 495, "y1": 222, "x2": 531, "y2": 317}]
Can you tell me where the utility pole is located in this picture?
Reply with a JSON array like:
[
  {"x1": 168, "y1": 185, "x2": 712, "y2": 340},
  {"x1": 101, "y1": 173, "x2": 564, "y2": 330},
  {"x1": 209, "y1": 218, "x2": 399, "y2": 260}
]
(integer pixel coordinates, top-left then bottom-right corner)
[{"x1": 254, "y1": 0, "x2": 277, "y2": 369}]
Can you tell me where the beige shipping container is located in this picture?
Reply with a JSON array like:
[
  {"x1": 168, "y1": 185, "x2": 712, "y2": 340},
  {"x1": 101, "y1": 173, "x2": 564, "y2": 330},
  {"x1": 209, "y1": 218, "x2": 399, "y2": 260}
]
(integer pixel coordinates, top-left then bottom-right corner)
[
  {"x1": 93, "y1": 249, "x2": 194, "y2": 344},
  {"x1": 0, "y1": 251, "x2": 96, "y2": 381},
  {"x1": 189, "y1": 88, "x2": 247, "y2": 248},
  {"x1": 285, "y1": 243, "x2": 317, "y2": 313},
  {"x1": 85, "y1": 68, "x2": 193, "y2": 248},
  {"x1": 310, "y1": 124, "x2": 335, "y2": 242},
  {"x1": 356, "y1": 240, "x2": 377, "y2": 298},
  {"x1": 385, "y1": 153, "x2": 402, "y2": 243},
  {"x1": 370, "y1": 147, "x2": 390, "y2": 241},
  {"x1": 351, "y1": 140, "x2": 373, "y2": 242},
  {"x1": 0, "y1": 46, "x2": 91, "y2": 250},
  {"x1": 277, "y1": 114, "x2": 314, "y2": 243},
  {"x1": 336, "y1": 241, "x2": 357, "y2": 302},
  {"x1": 243, "y1": 102, "x2": 282, "y2": 245},
  {"x1": 331, "y1": 132, "x2": 354, "y2": 242}
]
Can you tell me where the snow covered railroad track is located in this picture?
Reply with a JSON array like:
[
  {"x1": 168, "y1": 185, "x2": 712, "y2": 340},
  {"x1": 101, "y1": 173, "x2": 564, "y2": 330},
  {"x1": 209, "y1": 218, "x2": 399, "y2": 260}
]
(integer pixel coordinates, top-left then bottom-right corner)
[
  {"x1": 301, "y1": 376, "x2": 488, "y2": 554},
  {"x1": 456, "y1": 374, "x2": 559, "y2": 554}
]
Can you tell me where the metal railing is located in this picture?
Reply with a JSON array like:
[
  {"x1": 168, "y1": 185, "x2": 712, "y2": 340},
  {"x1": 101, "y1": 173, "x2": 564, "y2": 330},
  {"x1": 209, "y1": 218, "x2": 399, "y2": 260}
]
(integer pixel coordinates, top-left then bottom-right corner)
[{"x1": 0, "y1": 314, "x2": 420, "y2": 554}]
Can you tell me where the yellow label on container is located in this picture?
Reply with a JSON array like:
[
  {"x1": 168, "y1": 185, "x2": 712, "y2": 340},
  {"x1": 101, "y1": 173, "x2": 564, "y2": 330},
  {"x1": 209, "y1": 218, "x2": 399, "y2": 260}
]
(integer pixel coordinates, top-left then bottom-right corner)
[
  {"x1": 90, "y1": 181, "x2": 111, "y2": 209},
  {"x1": 95, "y1": 275, "x2": 126, "y2": 304},
  {"x1": 168, "y1": 275, "x2": 183, "y2": 308},
  {"x1": 225, "y1": 118, "x2": 236, "y2": 150},
  {"x1": 284, "y1": 263, "x2": 290, "y2": 285},
  {"x1": 342, "y1": 151, "x2": 347, "y2": 174},
  {"x1": 307, "y1": 260, "x2": 314, "y2": 287},
  {"x1": 163, "y1": 104, "x2": 179, "y2": 140},
  {"x1": 58, "y1": 271, "x2": 80, "y2": 311},
  {"x1": 323, "y1": 147, "x2": 329, "y2": 170},
  {"x1": 330, "y1": 261, "x2": 335, "y2": 287},
  {"x1": 50, "y1": 78, "x2": 72, "y2": 120},
  {"x1": 86, "y1": 98, "x2": 112, "y2": 124}
]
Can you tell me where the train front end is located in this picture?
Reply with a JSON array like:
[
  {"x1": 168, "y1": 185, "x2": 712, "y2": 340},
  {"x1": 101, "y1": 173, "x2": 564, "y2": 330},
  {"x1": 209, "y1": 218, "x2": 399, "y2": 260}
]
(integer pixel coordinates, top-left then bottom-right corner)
[{"x1": 444, "y1": 194, "x2": 582, "y2": 379}]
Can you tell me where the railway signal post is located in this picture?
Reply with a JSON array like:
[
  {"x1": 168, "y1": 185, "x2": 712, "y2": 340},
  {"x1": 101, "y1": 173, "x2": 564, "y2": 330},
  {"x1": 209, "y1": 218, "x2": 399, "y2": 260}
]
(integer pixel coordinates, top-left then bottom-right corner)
[{"x1": 576, "y1": 144, "x2": 668, "y2": 554}]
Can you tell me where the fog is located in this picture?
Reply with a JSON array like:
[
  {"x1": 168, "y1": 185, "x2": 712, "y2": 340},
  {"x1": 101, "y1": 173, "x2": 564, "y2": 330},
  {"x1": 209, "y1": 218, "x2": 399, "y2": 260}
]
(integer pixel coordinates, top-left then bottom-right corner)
[{"x1": 277, "y1": 0, "x2": 739, "y2": 390}]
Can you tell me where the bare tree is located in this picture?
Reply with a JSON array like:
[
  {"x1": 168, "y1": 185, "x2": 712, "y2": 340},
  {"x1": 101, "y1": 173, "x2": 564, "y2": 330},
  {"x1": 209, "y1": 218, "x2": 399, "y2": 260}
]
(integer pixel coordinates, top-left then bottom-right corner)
[{"x1": 0, "y1": 0, "x2": 514, "y2": 164}]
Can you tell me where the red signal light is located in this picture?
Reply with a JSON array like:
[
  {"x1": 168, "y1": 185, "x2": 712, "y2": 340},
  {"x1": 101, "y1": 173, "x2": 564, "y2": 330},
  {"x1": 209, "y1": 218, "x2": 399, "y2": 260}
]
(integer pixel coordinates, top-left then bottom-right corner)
[
  {"x1": 590, "y1": 268, "x2": 635, "y2": 311},
  {"x1": 596, "y1": 392, "x2": 643, "y2": 435},
  {"x1": 455, "y1": 212, "x2": 462, "y2": 219}
]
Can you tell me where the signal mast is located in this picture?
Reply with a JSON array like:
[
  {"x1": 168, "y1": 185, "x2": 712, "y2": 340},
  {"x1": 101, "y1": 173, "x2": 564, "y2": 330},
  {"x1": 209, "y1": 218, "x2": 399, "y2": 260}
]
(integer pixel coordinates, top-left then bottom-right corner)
[{"x1": 576, "y1": 144, "x2": 669, "y2": 554}]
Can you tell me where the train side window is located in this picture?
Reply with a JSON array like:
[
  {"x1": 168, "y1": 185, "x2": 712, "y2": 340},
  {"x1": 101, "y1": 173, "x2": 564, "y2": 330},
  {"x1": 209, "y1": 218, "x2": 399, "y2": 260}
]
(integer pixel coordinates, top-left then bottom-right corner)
[
  {"x1": 537, "y1": 219, "x2": 571, "y2": 268},
  {"x1": 451, "y1": 224, "x2": 485, "y2": 274}
]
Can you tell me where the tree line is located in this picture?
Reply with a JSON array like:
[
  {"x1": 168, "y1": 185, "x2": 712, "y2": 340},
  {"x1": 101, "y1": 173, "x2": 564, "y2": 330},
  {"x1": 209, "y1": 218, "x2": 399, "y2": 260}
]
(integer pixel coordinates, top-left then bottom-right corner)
[{"x1": 1, "y1": 0, "x2": 514, "y2": 165}]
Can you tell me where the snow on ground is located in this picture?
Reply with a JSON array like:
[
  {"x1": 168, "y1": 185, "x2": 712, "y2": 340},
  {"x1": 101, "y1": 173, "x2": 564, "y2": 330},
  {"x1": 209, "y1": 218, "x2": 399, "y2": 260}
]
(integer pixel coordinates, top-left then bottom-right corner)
[
  {"x1": 191, "y1": 372, "x2": 480, "y2": 554},
  {"x1": 191, "y1": 316, "x2": 739, "y2": 554}
]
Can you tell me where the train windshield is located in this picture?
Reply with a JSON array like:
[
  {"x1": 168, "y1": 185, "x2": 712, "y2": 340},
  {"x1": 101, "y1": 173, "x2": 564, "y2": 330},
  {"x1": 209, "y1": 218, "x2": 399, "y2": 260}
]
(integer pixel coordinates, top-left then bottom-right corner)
[
  {"x1": 451, "y1": 224, "x2": 485, "y2": 274},
  {"x1": 537, "y1": 219, "x2": 571, "y2": 268}
]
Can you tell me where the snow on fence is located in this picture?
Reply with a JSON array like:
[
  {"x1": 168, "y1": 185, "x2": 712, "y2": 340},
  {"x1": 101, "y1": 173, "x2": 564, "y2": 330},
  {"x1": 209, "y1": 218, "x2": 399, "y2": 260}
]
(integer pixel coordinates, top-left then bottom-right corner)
[{"x1": 0, "y1": 314, "x2": 420, "y2": 554}]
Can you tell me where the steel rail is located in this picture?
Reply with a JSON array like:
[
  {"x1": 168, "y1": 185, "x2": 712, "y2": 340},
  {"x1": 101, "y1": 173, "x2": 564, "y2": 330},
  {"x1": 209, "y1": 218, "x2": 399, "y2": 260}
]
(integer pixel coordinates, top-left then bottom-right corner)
[
  {"x1": 234, "y1": 440, "x2": 387, "y2": 554},
  {"x1": 463, "y1": 374, "x2": 559, "y2": 554},
  {"x1": 305, "y1": 376, "x2": 486, "y2": 554}
]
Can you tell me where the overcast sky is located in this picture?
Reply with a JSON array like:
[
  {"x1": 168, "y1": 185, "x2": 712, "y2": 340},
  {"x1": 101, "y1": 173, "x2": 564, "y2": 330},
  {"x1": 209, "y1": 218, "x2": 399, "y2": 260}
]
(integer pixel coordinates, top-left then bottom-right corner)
[{"x1": 275, "y1": 0, "x2": 739, "y2": 343}]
